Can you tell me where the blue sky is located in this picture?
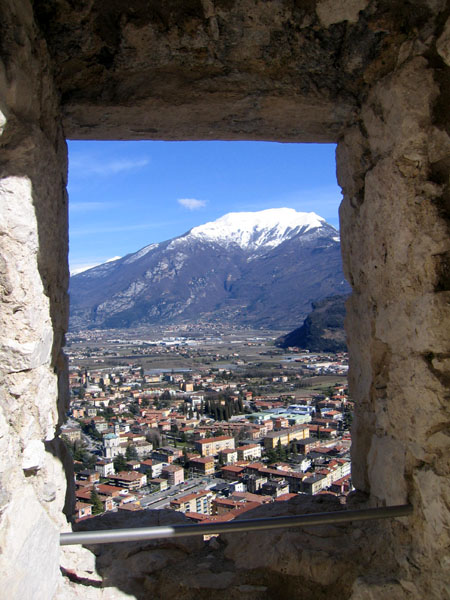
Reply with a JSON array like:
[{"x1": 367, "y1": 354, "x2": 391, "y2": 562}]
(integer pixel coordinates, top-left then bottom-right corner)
[{"x1": 68, "y1": 140, "x2": 341, "y2": 274}]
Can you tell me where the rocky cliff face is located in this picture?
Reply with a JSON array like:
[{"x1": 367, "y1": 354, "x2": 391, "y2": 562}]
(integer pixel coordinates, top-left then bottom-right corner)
[
  {"x1": 276, "y1": 295, "x2": 348, "y2": 352},
  {"x1": 70, "y1": 209, "x2": 349, "y2": 330}
]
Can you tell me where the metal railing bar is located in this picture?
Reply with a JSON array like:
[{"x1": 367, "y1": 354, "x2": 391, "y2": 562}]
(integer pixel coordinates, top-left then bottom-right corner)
[{"x1": 60, "y1": 504, "x2": 413, "y2": 546}]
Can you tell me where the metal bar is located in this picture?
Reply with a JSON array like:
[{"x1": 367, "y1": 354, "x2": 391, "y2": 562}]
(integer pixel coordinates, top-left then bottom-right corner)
[{"x1": 60, "y1": 504, "x2": 412, "y2": 546}]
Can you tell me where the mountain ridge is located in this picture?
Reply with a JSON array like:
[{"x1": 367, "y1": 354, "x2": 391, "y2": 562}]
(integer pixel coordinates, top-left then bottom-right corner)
[
  {"x1": 70, "y1": 208, "x2": 350, "y2": 330},
  {"x1": 275, "y1": 295, "x2": 348, "y2": 352}
]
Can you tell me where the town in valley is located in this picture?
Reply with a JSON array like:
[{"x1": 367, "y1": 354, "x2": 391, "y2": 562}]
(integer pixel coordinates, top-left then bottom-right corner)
[{"x1": 63, "y1": 325, "x2": 353, "y2": 524}]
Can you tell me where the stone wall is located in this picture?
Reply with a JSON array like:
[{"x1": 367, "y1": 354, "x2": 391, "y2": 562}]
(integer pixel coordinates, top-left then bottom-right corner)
[
  {"x1": 0, "y1": 0, "x2": 449, "y2": 598},
  {"x1": 0, "y1": 1, "x2": 70, "y2": 597},
  {"x1": 337, "y1": 25, "x2": 450, "y2": 595}
]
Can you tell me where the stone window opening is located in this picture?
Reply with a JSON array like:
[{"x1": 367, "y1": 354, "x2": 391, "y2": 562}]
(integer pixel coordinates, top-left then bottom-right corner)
[
  {"x1": 1, "y1": 1, "x2": 449, "y2": 598},
  {"x1": 64, "y1": 137, "x2": 349, "y2": 503}
]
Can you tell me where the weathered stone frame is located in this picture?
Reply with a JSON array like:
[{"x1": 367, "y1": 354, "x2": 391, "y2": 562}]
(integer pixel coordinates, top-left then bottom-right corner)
[{"x1": 0, "y1": 1, "x2": 449, "y2": 598}]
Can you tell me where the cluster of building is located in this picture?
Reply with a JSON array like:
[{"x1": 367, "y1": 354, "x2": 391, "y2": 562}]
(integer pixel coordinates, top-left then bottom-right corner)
[{"x1": 63, "y1": 350, "x2": 353, "y2": 524}]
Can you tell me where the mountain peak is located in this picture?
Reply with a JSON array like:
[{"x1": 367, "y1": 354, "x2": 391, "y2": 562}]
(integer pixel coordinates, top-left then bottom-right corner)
[
  {"x1": 187, "y1": 208, "x2": 327, "y2": 251},
  {"x1": 70, "y1": 206, "x2": 348, "y2": 331}
]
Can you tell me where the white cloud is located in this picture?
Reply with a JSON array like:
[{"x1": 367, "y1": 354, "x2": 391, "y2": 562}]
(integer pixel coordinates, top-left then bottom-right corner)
[
  {"x1": 70, "y1": 256, "x2": 121, "y2": 276},
  {"x1": 69, "y1": 201, "x2": 117, "y2": 213},
  {"x1": 69, "y1": 156, "x2": 150, "y2": 177},
  {"x1": 70, "y1": 220, "x2": 177, "y2": 237},
  {"x1": 177, "y1": 198, "x2": 207, "y2": 210}
]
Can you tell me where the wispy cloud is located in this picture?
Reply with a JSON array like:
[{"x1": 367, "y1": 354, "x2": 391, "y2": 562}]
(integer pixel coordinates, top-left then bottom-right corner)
[
  {"x1": 69, "y1": 201, "x2": 117, "y2": 213},
  {"x1": 177, "y1": 198, "x2": 207, "y2": 210},
  {"x1": 70, "y1": 220, "x2": 178, "y2": 237},
  {"x1": 69, "y1": 155, "x2": 150, "y2": 177}
]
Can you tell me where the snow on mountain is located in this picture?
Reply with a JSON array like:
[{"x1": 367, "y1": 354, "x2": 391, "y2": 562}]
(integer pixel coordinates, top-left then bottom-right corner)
[
  {"x1": 72, "y1": 256, "x2": 122, "y2": 277},
  {"x1": 187, "y1": 208, "x2": 326, "y2": 250},
  {"x1": 70, "y1": 207, "x2": 348, "y2": 330},
  {"x1": 123, "y1": 243, "x2": 159, "y2": 264}
]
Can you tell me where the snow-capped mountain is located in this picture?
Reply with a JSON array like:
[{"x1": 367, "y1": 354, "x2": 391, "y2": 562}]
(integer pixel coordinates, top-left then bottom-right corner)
[
  {"x1": 69, "y1": 208, "x2": 349, "y2": 330},
  {"x1": 186, "y1": 208, "x2": 326, "y2": 250}
]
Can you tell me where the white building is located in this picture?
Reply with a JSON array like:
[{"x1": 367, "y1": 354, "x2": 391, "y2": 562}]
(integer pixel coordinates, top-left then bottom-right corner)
[
  {"x1": 237, "y1": 444, "x2": 262, "y2": 461},
  {"x1": 95, "y1": 459, "x2": 114, "y2": 477},
  {"x1": 103, "y1": 433, "x2": 121, "y2": 459}
]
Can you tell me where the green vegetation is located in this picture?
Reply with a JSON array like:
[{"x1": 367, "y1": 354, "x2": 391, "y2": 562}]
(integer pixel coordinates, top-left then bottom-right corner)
[
  {"x1": 61, "y1": 437, "x2": 96, "y2": 472},
  {"x1": 125, "y1": 444, "x2": 139, "y2": 460},
  {"x1": 80, "y1": 421, "x2": 102, "y2": 441},
  {"x1": 113, "y1": 453, "x2": 127, "y2": 473},
  {"x1": 204, "y1": 395, "x2": 245, "y2": 421},
  {"x1": 90, "y1": 489, "x2": 104, "y2": 515}
]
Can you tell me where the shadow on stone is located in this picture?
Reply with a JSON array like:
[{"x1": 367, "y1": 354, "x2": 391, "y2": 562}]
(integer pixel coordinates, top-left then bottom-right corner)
[{"x1": 67, "y1": 495, "x2": 392, "y2": 600}]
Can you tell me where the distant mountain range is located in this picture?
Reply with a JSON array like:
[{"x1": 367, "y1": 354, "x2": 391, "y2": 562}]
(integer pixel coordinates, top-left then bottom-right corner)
[
  {"x1": 69, "y1": 208, "x2": 350, "y2": 330},
  {"x1": 275, "y1": 295, "x2": 348, "y2": 352}
]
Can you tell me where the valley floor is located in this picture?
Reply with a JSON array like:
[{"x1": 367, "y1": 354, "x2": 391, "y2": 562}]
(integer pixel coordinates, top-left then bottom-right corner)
[{"x1": 63, "y1": 327, "x2": 352, "y2": 524}]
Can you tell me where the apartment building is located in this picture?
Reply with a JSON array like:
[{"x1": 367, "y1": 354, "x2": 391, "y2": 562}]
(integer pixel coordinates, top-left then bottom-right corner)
[
  {"x1": 107, "y1": 471, "x2": 147, "y2": 490},
  {"x1": 189, "y1": 456, "x2": 215, "y2": 476},
  {"x1": 161, "y1": 464, "x2": 184, "y2": 486},
  {"x1": 95, "y1": 459, "x2": 114, "y2": 478},
  {"x1": 237, "y1": 444, "x2": 262, "y2": 461},
  {"x1": 195, "y1": 435, "x2": 235, "y2": 457},
  {"x1": 170, "y1": 490, "x2": 213, "y2": 515},
  {"x1": 220, "y1": 448, "x2": 238, "y2": 464},
  {"x1": 151, "y1": 446, "x2": 182, "y2": 464},
  {"x1": 263, "y1": 424, "x2": 310, "y2": 450}
]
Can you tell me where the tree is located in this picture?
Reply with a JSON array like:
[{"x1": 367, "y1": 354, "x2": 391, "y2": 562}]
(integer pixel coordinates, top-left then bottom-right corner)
[
  {"x1": 84, "y1": 452, "x2": 97, "y2": 469},
  {"x1": 128, "y1": 402, "x2": 140, "y2": 416},
  {"x1": 275, "y1": 439, "x2": 282, "y2": 459},
  {"x1": 90, "y1": 489, "x2": 104, "y2": 515},
  {"x1": 72, "y1": 445, "x2": 87, "y2": 463},
  {"x1": 146, "y1": 429, "x2": 162, "y2": 448},
  {"x1": 114, "y1": 453, "x2": 127, "y2": 473},
  {"x1": 343, "y1": 407, "x2": 353, "y2": 430},
  {"x1": 275, "y1": 439, "x2": 287, "y2": 461},
  {"x1": 125, "y1": 445, "x2": 139, "y2": 461},
  {"x1": 266, "y1": 449, "x2": 277, "y2": 464},
  {"x1": 102, "y1": 406, "x2": 114, "y2": 419},
  {"x1": 81, "y1": 421, "x2": 102, "y2": 441},
  {"x1": 237, "y1": 426, "x2": 250, "y2": 442},
  {"x1": 71, "y1": 444, "x2": 97, "y2": 470}
]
